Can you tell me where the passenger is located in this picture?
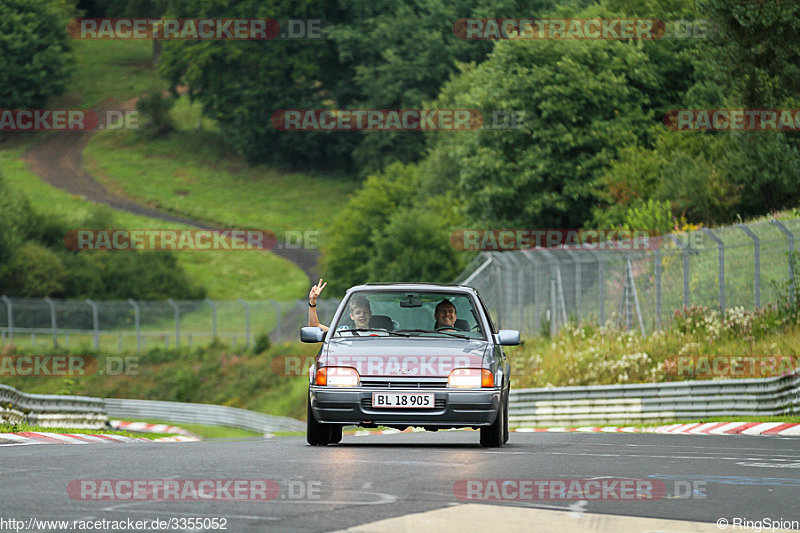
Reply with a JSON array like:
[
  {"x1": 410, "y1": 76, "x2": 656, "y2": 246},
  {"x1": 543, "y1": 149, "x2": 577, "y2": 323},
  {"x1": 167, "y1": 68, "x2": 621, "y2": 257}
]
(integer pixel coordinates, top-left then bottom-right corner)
[{"x1": 308, "y1": 278, "x2": 373, "y2": 332}]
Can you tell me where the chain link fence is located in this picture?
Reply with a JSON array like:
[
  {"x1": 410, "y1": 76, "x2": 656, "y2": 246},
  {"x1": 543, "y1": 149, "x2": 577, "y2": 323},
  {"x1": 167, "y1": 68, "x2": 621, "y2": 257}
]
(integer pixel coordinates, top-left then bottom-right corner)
[
  {"x1": 0, "y1": 296, "x2": 340, "y2": 352},
  {"x1": 454, "y1": 218, "x2": 800, "y2": 337}
]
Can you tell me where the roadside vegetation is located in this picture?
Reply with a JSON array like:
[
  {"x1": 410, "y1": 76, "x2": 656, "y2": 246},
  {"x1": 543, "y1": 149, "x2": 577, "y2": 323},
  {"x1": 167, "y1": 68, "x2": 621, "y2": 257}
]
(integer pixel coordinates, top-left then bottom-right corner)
[
  {"x1": 508, "y1": 259, "x2": 800, "y2": 389},
  {"x1": 0, "y1": 340, "x2": 318, "y2": 421}
]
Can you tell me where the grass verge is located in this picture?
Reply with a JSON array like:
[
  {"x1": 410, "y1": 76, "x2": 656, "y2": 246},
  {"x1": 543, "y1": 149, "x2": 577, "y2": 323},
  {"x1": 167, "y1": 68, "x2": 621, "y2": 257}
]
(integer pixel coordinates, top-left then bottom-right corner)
[{"x1": 118, "y1": 418, "x2": 261, "y2": 439}]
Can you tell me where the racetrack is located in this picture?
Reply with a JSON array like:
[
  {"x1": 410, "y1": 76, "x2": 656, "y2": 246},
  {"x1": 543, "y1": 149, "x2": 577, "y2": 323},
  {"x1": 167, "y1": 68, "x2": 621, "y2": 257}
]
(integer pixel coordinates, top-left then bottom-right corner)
[{"x1": 3, "y1": 431, "x2": 800, "y2": 532}]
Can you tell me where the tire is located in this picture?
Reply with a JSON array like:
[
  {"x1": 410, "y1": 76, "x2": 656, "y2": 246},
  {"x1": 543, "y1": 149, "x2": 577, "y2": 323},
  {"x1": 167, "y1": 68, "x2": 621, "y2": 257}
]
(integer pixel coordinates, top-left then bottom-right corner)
[
  {"x1": 480, "y1": 397, "x2": 506, "y2": 448},
  {"x1": 329, "y1": 424, "x2": 343, "y2": 444},
  {"x1": 306, "y1": 394, "x2": 330, "y2": 446},
  {"x1": 503, "y1": 398, "x2": 510, "y2": 443}
]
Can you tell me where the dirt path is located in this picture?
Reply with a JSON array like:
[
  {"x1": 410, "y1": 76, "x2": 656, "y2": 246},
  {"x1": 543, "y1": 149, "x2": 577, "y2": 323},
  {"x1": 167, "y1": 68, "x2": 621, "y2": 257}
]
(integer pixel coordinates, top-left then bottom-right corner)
[{"x1": 20, "y1": 104, "x2": 319, "y2": 281}]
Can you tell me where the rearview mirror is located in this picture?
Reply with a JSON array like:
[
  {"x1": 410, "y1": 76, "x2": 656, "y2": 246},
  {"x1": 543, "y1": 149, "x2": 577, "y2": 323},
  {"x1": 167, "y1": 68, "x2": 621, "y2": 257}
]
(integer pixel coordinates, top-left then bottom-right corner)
[
  {"x1": 495, "y1": 329, "x2": 520, "y2": 346},
  {"x1": 300, "y1": 326, "x2": 326, "y2": 343}
]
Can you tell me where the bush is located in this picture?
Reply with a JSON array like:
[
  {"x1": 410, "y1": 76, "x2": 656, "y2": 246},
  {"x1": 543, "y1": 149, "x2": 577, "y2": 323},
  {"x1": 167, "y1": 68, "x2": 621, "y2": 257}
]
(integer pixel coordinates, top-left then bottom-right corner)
[
  {"x1": 136, "y1": 91, "x2": 176, "y2": 138},
  {"x1": 3, "y1": 242, "x2": 66, "y2": 297},
  {"x1": 253, "y1": 333, "x2": 272, "y2": 354}
]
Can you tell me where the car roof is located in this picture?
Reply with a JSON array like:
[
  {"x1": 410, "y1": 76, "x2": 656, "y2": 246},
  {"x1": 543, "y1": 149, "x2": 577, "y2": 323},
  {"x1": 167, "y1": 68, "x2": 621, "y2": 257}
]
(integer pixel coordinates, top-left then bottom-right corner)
[{"x1": 346, "y1": 283, "x2": 478, "y2": 295}]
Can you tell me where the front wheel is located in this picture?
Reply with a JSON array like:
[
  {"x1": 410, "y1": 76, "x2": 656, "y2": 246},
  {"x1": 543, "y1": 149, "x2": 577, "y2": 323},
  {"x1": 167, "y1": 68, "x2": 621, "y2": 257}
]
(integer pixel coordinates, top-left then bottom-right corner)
[
  {"x1": 480, "y1": 397, "x2": 507, "y2": 448},
  {"x1": 307, "y1": 394, "x2": 331, "y2": 446},
  {"x1": 329, "y1": 424, "x2": 343, "y2": 444}
]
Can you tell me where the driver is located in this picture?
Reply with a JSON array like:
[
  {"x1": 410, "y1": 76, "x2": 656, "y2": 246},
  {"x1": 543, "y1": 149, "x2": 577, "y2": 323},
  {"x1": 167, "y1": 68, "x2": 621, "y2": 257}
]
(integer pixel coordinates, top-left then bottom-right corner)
[
  {"x1": 434, "y1": 299, "x2": 459, "y2": 331},
  {"x1": 308, "y1": 278, "x2": 372, "y2": 332}
]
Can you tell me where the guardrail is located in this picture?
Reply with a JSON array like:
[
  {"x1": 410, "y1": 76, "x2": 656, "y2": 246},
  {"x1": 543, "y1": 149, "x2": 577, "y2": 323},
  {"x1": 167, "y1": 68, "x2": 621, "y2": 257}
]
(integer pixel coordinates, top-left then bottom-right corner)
[
  {"x1": 0, "y1": 384, "x2": 107, "y2": 429},
  {"x1": 104, "y1": 398, "x2": 305, "y2": 434},
  {"x1": 508, "y1": 371, "x2": 800, "y2": 426},
  {"x1": 0, "y1": 384, "x2": 304, "y2": 434}
]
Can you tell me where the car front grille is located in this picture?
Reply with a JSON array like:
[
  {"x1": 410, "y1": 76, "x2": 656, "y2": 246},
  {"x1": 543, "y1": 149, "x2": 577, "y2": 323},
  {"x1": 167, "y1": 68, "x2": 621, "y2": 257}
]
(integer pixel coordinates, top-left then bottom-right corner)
[
  {"x1": 361, "y1": 397, "x2": 446, "y2": 410},
  {"x1": 359, "y1": 380, "x2": 448, "y2": 388}
]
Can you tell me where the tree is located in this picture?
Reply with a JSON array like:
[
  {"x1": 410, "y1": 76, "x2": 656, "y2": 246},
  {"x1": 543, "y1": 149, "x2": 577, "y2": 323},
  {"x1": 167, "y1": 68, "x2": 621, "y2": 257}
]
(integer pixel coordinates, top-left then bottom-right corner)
[
  {"x1": 0, "y1": 0, "x2": 74, "y2": 108},
  {"x1": 700, "y1": 0, "x2": 800, "y2": 108},
  {"x1": 158, "y1": 0, "x2": 357, "y2": 167},
  {"x1": 433, "y1": 14, "x2": 656, "y2": 229}
]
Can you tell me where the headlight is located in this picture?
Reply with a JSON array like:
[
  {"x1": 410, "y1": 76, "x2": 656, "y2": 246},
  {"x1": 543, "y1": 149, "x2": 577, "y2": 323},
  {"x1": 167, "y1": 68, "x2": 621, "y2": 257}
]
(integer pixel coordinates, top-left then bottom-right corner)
[
  {"x1": 315, "y1": 367, "x2": 359, "y2": 387},
  {"x1": 448, "y1": 368, "x2": 494, "y2": 388}
]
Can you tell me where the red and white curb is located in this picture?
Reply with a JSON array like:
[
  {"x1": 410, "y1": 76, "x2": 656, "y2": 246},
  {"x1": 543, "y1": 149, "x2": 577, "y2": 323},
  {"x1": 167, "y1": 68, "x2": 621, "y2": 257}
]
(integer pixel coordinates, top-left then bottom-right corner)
[
  {"x1": 0, "y1": 432, "x2": 148, "y2": 446},
  {"x1": 510, "y1": 422, "x2": 800, "y2": 436},
  {"x1": 346, "y1": 423, "x2": 800, "y2": 437},
  {"x1": 650, "y1": 422, "x2": 800, "y2": 436},
  {"x1": 109, "y1": 420, "x2": 200, "y2": 441}
]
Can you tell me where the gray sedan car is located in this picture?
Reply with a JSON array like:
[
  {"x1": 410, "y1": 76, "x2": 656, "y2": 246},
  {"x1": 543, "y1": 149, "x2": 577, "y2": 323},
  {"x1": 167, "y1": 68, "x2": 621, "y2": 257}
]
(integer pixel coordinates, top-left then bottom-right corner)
[{"x1": 300, "y1": 283, "x2": 519, "y2": 447}]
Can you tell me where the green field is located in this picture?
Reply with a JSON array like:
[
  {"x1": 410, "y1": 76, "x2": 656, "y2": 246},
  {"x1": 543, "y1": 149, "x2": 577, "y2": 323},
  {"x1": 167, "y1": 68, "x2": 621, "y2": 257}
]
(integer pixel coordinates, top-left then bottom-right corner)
[{"x1": 0, "y1": 148, "x2": 308, "y2": 301}]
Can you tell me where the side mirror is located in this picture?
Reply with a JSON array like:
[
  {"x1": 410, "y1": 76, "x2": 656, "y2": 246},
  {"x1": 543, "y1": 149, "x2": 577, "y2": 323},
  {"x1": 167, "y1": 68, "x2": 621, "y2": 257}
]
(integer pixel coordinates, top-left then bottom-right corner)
[
  {"x1": 495, "y1": 329, "x2": 520, "y2": 346},
  {"x1": 300, "y1": 326, "x2": 326, "y2": 343}
]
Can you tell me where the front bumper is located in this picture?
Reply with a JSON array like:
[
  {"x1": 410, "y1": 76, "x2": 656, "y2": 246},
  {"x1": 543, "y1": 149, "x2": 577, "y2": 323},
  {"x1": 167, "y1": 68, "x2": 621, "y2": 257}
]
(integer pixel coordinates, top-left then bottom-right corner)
[{"x1": 309, "y1": 386, "x2": 501, "y2": 427}]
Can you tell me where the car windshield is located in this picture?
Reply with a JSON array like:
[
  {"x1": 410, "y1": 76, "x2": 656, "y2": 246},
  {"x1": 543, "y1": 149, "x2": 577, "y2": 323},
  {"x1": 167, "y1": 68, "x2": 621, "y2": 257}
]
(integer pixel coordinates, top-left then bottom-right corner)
[{"x1": 331, "y1": 290, "x2": 486, "y2": 339}]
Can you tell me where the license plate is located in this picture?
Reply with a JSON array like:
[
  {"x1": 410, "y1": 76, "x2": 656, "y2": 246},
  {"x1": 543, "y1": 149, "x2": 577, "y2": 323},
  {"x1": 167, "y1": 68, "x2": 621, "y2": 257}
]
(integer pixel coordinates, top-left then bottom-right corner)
[{"x1": 371, "y1": 392, "x2": 435, "y2": 408}]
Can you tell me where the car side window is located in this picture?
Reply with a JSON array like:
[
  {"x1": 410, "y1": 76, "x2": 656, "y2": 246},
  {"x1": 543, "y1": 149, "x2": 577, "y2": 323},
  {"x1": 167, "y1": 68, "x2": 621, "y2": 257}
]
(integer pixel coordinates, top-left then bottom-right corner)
[{"x1": 478, "y1": 298, "x2": 497, "y2": 334}]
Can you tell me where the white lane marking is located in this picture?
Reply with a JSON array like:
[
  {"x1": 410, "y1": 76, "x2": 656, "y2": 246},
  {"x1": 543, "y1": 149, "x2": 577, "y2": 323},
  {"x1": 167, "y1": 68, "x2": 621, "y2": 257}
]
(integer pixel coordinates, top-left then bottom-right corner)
[
  {"x1": 567, "y1": 500, "x2": 587, "y2": 518},
  {"x1": 737, "y1": 461, "x2": 800, "y2": 468}
]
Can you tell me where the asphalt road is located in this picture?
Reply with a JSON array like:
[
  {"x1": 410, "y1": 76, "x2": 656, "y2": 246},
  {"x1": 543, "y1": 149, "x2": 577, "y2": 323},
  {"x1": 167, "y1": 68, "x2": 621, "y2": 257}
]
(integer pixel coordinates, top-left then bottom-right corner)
[{"x1": 2, "y1": 431, "x2": 800, "y2": 532}]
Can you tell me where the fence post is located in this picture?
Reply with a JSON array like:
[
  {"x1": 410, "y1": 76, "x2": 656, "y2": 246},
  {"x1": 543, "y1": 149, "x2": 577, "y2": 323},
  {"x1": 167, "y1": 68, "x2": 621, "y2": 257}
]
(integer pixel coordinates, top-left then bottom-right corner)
[
  {"x1": 128, "y1": 299, "x2": 141, "y2": 353},
  {"x1": 168, "y1": 299, "x2": 180, "y2": 348},
  {"x1": 44, "y1": 297, "x2": 57, "y2": 348},
  {"x1": 238, "y1": 299, "x2": 251, "y2": 348},
  {"x1": 669, "y1": 234, "x2": 691, "y2": 307},
  {"x1": 589, "y1": 251, "x2": 605, "y2": 325},
  {"x1": 565, "y1": 250, "x2": 581, "y2": 321},
  {"x1": 86, "y1": 299, "x2": 99, "y2": 350},
  {"x1": 771, "y1": 220, "x2": 796, "y2": 303},
  {"x1": 654, "y1": 247, "x2": 662, "y2": 329},
  {"x1": 702, "y1": 228, "x2": 725, "y2": 314},
  {"x1": 626, "y1": 257, "x2": 646, "y2": 336},
  {"x1": 738, "y1": 224, "x2": 761, "y2": 309},
  {"x1": 204, "y1": 298, "x2": 217, "y2": 340},
  {"x1": 1, "y1": 296, "x2": 13, "y2": 343}
]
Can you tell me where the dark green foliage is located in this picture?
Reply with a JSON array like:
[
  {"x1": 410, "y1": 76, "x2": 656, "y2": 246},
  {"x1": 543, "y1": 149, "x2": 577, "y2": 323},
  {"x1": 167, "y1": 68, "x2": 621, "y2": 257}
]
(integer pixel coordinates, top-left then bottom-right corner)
[
  {"x1": 0, "y1": 0, "x2": 74, "y2": 108},
  {"x1": 700, "y1": 0, "x2": 800, "y2": 108}
]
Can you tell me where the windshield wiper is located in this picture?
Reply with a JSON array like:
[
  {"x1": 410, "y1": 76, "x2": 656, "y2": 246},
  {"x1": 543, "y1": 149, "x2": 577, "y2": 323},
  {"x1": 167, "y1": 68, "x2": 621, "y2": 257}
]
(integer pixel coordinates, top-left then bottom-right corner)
[
  {"x1": 397, "y1": 329, "x2": 472, "y2": 339},
  {"x1": 431, "y1": 331, "x2": 472, "y2": 339},
  {"x1": 339, "y1": 328, "x2": 410, "y2": 337}
]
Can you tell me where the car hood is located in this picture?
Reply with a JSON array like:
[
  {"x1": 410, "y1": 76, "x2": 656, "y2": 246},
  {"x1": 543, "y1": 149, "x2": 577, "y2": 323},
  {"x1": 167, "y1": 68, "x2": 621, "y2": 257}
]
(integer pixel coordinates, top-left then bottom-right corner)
[{"x1": 322, "y1": 337, "x2": 489, "y2": 378}]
